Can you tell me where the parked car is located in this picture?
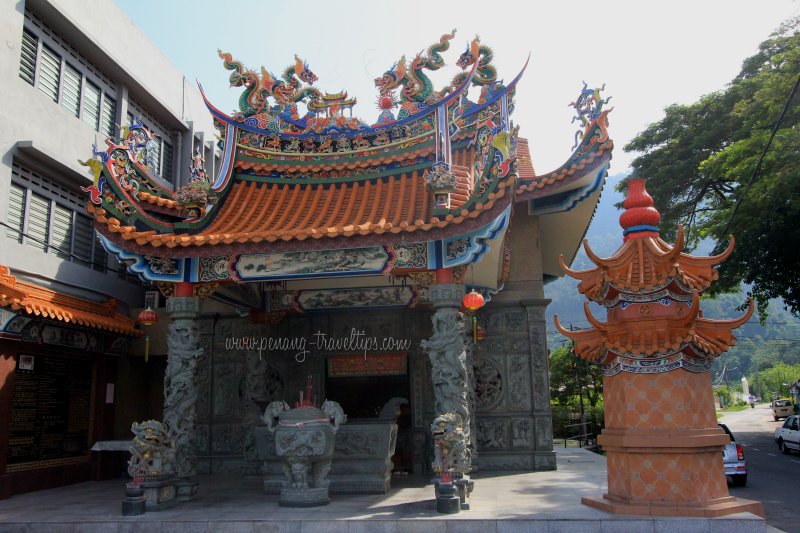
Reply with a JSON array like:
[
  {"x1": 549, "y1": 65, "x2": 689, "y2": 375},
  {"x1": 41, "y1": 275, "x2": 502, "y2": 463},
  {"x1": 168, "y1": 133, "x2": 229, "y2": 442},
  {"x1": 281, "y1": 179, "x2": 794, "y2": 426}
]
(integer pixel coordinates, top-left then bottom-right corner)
[
  {"x1": 718, "y1": 423, "x2": 747, "y2": 486},
  {"x1": 772, "y1": 399, "x2": 794, "y2": 421},
  {"x1": 774, "y1": 415, "x2": 800, "y2": 454}
]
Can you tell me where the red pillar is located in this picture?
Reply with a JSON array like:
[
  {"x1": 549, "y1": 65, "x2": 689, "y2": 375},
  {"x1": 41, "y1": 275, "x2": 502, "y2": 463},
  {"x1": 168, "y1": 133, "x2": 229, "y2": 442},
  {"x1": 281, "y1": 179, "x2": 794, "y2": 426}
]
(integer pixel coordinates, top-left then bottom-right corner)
[
  {"x1": 175, "y1": 282, "x2": 194, "y2": 297},
  {"x1": 434, "y1": 268, "x2": 453, "y2": 284}
]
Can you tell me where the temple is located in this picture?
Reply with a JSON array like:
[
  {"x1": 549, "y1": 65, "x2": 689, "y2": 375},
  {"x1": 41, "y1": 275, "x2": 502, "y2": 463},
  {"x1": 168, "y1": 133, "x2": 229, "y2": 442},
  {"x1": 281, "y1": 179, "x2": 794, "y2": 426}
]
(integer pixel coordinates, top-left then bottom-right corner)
[
  {"x1": 82, "y1": 31, "x2": 613, "y2": 480},
  {"x1": 0, "y1": 16, "x2": 612, "y2": 499}
]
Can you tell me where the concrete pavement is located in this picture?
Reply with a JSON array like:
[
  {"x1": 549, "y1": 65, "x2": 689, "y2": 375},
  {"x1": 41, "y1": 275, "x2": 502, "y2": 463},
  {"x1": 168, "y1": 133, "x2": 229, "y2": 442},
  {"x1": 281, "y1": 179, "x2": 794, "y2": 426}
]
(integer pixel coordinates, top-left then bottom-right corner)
[{"x1": 0, "y1": 447, "x2": 767, "y2": 532}]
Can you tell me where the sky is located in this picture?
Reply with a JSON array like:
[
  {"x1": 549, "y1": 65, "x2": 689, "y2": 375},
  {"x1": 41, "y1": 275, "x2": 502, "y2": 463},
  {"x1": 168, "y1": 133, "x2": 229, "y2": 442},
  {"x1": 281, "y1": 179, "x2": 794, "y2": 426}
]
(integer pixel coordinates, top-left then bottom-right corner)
[{"x1": 115, "y1": 0, "x2": 799, "y2": 173}]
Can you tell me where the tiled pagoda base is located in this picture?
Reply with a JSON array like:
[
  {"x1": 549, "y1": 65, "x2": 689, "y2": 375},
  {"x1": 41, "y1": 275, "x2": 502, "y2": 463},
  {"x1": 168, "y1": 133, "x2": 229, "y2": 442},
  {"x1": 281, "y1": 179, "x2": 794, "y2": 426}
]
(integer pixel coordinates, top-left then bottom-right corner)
[{"x1": 584, "y1": 369, "x2": 764, "y2": 517}]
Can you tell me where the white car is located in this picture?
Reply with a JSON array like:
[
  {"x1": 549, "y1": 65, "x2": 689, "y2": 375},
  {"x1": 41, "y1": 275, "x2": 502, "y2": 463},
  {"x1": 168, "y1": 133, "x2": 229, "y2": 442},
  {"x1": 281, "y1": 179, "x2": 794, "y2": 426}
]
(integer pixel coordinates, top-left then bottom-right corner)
[
  {"x1": 719, "y1": 423, "x2": 747, "y2": 486},
  {"x1": 774, "y1": 415, "x2": 800, "y2": 454}
]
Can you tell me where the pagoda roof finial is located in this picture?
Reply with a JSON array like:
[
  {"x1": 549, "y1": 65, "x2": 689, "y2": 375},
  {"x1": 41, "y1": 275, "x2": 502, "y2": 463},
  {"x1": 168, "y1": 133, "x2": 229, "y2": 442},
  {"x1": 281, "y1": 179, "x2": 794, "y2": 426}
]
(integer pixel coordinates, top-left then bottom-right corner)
[{"x1": 619, "y1": 177, "x2": 660, "y2": 240}]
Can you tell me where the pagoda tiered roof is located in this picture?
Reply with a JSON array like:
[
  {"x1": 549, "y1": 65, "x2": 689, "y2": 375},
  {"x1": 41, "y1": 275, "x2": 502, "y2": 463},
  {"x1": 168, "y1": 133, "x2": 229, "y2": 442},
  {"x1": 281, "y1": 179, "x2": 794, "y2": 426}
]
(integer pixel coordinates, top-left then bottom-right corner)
[{"x1": 554, "y1": 178, "x2": 752, "y2": 373}]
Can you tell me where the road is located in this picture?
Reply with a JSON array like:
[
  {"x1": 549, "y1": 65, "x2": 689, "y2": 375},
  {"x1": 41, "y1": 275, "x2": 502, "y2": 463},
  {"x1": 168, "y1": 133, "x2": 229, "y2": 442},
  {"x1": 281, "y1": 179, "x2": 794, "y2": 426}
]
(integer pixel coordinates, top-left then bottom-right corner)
[{"x1": 719, "y1": 403, "x2": 799, "y2": 532}]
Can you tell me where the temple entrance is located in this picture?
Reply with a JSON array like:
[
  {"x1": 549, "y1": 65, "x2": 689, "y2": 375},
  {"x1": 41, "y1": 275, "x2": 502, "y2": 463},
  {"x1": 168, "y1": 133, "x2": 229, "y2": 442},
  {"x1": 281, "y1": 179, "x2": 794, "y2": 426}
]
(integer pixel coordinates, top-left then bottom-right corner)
[{"x1": 324, "y1": 354, "x2": 412, "y2": 472}]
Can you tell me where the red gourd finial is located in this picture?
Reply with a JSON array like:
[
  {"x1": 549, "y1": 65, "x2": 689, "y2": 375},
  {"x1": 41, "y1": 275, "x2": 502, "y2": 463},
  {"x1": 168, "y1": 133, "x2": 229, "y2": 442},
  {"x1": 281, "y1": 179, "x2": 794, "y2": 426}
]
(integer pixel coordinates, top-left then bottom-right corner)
[{"x1": 619, "y1": 177, "x2": 661, "y2": 240}]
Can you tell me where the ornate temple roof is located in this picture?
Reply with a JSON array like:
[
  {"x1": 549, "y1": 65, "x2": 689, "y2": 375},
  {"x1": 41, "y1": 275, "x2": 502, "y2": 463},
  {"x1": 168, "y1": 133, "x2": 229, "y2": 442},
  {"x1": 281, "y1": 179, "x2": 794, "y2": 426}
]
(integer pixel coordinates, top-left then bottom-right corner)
[
  {"x1": 80, "y1": 33, "x2": 614, "y2": 293},
  {"x1": 88, "y1": 165, "x2": 509, "y2": 254},
  {"x1": 0, "y1": 265, "x2": 139, "y2": 336}
]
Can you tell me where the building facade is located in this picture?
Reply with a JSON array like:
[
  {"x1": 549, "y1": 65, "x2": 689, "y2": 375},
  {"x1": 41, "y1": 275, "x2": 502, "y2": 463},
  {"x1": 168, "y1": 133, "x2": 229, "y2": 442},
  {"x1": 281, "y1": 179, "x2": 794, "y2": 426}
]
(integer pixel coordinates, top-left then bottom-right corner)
[{"x1": 0, "y1": 0, "x2": 218, "y2": 498}]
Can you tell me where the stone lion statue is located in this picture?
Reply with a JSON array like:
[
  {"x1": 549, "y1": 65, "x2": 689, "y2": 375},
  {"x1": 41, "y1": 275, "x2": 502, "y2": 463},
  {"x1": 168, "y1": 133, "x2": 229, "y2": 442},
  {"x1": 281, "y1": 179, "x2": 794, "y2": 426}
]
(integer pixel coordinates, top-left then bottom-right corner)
[
  {"x1": 128, "y1": 420, "x2": 176, "y2": 478},
  {"x1": 431, "y1": 412, "x2": 469, "y2": 475},
  {"x1": 321, "y1": 400, "x2": 347, "y2": 430},
  {"x1": 262, "y1": 400, "x2": 290, "y2": 432}
]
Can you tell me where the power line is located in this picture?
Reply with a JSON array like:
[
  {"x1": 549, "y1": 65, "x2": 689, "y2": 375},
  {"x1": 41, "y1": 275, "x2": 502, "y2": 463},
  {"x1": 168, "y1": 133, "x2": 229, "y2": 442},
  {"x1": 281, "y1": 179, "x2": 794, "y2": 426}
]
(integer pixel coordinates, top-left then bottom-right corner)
[{"x1": 712, "y1": 70, "x2": 800, "y2": 254}]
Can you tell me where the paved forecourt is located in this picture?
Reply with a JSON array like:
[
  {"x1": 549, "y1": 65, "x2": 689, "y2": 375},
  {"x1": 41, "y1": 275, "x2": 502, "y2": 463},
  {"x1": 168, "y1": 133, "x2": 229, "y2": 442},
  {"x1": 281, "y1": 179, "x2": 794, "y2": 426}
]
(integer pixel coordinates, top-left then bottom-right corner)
[{"x1": 0, "y1": 448, "x2": 765, "y2": 532}]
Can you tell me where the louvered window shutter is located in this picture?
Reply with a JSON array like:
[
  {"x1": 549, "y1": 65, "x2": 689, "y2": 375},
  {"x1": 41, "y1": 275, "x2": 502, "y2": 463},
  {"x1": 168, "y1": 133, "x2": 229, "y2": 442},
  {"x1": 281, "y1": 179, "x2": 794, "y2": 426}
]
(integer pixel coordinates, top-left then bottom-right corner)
[
  {"x1": 19, "y1": 28, "x2": 37, "y2": 85},
  {"x1": 61, "y1": 62, "x2": 81, "y2": 117},
  {"x1": 93, "y1": 235, "x2": 108, "y2": 273},
  {"x1": 51, "y1": 203, "x2": 73, "y2": 259},
  {"x1": 72, "y1": 213, "x2": 94, "y2": 265},
  {"x1": 27, "y1": 192, "x2": 50, "y2": 252},
  {"x1": 6, "y1": 183, "x2": 26, "y2": 242},
  {"x1": 38, "y1": 44, "x2": 61, "y2": 103},
  {"x1": 101, "y1": 96, "x2": 117, "y2": 137},
  {"x1": 162, "y1": 140, "x2": 174, "y2": 181},
  {"x1": 83, "y1": 81, "x2": 101, "y2": 130},
  {"x1": 150, "y1": 137, "x2": 162, "y2": 176}
]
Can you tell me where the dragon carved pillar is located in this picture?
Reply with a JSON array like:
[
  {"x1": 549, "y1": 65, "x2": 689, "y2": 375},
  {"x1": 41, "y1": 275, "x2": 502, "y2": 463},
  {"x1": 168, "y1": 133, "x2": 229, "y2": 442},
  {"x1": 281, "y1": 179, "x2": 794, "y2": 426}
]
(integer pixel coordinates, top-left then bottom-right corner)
[
  {"x1": 164, "y1": 295, "x2": 202, "y2": 491},
  {"x1": 422, "y1": 283, "x2": 473, "y2": 473}
]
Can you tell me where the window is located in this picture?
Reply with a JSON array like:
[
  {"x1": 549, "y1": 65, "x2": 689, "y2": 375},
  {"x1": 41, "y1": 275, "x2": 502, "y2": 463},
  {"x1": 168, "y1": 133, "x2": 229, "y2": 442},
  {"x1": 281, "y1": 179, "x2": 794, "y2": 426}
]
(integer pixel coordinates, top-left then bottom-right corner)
[
  {"x1": 9, "y1": 162, "x2": 111, "y2": 274},
  {"x1": 61, "y1": 62, "x2": 81, "y2": 117},
  {"x1": 82, "y1": 81, "x2": 101, "y2": 130},
  {"x1": 101, "y1": 96, "x2": 116, "y2": 137},
  {"x1": 129, "y1": 101, "x2": 175, "y2": 182},
  {"x1": 19, "y1": 13, "x2": 117, "y2": 137},
  {"x1": 38, "y1": 44, "x2": 60, "y2": 103},
  {"x1": 6, "y1": 183, "x2": 26, "y2": 242},
  {"x1": 162, "y1": 140, "x2": 174, "y2": 181},
  {"x1": 19, "y1": 28, "x2": 37, "y2": 85},
  {"x1": 26, "y1": 192, "x2": 51, "y2": 253}
]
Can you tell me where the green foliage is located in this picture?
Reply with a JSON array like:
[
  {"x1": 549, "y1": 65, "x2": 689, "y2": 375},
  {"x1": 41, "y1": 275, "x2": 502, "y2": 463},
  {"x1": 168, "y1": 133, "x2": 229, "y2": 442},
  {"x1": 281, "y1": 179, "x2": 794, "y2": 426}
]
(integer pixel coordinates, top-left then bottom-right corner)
[
  {"x1": 623, "y1": 17, "x2": 800, "y2": 316},
  {"x1": 549, "y1": 344, "x2": 603, "y2": 409},
  {"x1": 749, "y1": 362, "x2": 800, "y2": 400}
]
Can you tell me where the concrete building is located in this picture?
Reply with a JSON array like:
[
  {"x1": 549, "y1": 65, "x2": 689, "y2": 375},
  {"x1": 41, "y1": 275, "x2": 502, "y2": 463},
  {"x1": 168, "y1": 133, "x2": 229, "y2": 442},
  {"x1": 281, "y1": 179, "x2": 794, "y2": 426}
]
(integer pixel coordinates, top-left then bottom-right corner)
[{"x1": 0, "y1": 0, "x2": 218, "y2": 498}]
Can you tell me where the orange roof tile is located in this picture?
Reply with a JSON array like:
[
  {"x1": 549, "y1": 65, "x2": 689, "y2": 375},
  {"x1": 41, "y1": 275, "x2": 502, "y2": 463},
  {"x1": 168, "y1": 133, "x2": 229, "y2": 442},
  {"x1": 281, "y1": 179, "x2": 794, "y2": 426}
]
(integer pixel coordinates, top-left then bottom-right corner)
[
  {"x1": 515, "y1": 138, "x2": 613, "y2": 198},
  {"x1": 0, "y1": 265, "x2": 140, "y2": 336},
  {"x1": 91, "y1": 171, "x2": 514, "y2": 252},
  {"x1": 516, "y1": 138, "x2": 536, "y2": 179}
]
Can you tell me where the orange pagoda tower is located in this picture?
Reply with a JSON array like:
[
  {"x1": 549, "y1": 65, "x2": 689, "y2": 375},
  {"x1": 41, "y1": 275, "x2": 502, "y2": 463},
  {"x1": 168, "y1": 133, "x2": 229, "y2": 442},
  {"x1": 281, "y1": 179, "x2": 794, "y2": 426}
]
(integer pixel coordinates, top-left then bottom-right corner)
[{"x1": 555, "y1": 178, "x2": 764, "y2": 517}]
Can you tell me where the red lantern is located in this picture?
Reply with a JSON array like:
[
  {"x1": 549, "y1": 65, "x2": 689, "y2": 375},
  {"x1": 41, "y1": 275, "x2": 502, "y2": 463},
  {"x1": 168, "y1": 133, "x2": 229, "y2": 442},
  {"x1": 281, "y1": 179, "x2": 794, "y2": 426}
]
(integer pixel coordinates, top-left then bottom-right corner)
[
  {"x1": 137, "y1": 306, "x2": 159, "y2": 326},
  {"x1": 462, "y1": 289, "x2": 485, "y2": 311}
]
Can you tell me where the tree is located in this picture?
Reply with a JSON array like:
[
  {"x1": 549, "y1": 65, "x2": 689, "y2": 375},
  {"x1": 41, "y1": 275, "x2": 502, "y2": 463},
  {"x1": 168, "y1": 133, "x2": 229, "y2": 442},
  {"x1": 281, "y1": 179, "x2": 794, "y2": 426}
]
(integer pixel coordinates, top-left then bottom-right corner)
[
  {"x1": 623, "y1": 17, "x2": 800, "y2": 317},
  {"x1": 549, "y1": 343, "x2": 603, "y2": 409}
]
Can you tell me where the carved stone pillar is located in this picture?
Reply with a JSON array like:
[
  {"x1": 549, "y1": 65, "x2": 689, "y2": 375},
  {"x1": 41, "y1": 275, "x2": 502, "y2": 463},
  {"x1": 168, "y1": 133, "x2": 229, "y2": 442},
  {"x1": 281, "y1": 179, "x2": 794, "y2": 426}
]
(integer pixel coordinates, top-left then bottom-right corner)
[
  {"x1": 165, "y1": 296, "x2": 202, "y2": 483},
  {"x1": 422, "y1": 283, "x2": 473, "y2": 472},
  {"x1": 522, "y1": 299, "x2": 556, "y2": 470}
]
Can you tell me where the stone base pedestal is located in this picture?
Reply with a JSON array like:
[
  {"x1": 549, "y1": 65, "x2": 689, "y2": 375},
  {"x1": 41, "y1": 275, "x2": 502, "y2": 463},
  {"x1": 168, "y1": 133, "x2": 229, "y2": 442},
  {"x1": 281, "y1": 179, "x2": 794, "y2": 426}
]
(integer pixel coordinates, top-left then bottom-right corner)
[
  {"x1": 590, "y1": 370, "x2": 764, "y2": 517},
  {"x1": 175, "y1": 479, "x2": 199, "y2": 502},
  {"x1": 435, "y1": 481, "x2": 461, "y2": 514},
  {"x1": 121, "y1": 484, "x2": 146, "y2": 516},
  {"x1": 141, "y1": 478, "x2": 177, "y2": 511},
  {"x1": 582, "y1": 494, "x2": 764, "y2": 517},
  {"x1": 279, "y1": 487, "x2": 329, "y2": 507}
]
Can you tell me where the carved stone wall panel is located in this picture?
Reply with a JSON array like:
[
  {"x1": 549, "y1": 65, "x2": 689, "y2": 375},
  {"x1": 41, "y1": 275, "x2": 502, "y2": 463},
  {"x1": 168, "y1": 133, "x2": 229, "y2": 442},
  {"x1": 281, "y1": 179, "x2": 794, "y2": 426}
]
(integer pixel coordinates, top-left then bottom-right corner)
[
  {"x1": 504, "y1": 311, "x2": 526, "y2": 332},
  {"x1": 511, "y1": 417, "x2": 533, "y2": 448},
  {"x1": 476, "y1": 418, "x2": 509, "y2": 450},
  {"x1": 535, "y1": 416, "x2": 554, "y2": 450},
  {"x1": 212, "y1": 363, "x2": 240, "y2": 418},
  {"x1": 194, "y1": 423, "x2": 210, "y2": 455},
  {"x1": 508, "y1": 355, "x2": 531, "y2": 410},
  {"x1": 211, "y1": 423, "x2": 245, "y2": 455},
  {"x1": 474, "y1": 356, "x2": 504, "y2": 412}
]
